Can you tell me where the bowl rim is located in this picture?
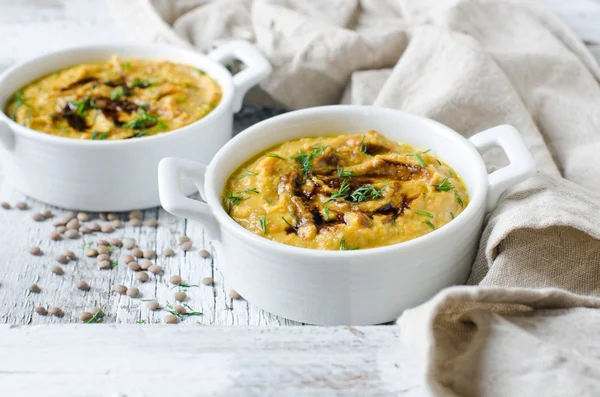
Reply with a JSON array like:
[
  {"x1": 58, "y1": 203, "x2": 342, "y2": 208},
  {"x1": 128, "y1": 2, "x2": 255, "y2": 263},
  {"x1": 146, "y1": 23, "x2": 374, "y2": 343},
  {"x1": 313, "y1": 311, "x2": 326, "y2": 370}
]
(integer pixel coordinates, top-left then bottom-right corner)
[
  {"x1": 204, "y1": 105, "x2": 488, "y2": 258},
  {"x1": 0, "y1": 43, "x2": 234, "y2": 147}
]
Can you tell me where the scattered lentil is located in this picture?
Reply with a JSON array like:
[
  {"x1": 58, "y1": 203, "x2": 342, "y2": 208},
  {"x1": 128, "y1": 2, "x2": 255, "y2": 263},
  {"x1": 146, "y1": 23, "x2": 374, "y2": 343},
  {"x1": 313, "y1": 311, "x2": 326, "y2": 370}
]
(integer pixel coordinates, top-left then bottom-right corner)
[
  {"x1": 15, "y1": 201, "x2": 28, "y2": 210},
  {"x1": 122, "y1": 238, "x2": 136, "y2": 249},
  {"x1": 100, "y1": 224, "x2": 114, "y2": 233},
  {"x1": 127, "y1": 287, "x2": 139, "y2": 298},
  {"x1": 34, "y1": 306, "x2": 47, "y2": 315},
  {"x1": 122, "y1": 254, "x2": 135, "y2": 264},
  {"x1": 48, "y1": 307, "x2": 64, "y2": 317},
  {"x1": 164, "y1": 314, "x2": 178, "y2": 324},
  {"x1": 201, "y1": 277, "x2": 214, "y2": 286},
  {"x1": 174, "y1": 305, "x2": 186, "y2": 314},
  {"x1": 148, "y1": 265, "x2": 162, "y2": 274},
  {"x1": 139, "y1": 261, "x2": 152, "y2": 270},
  {"x1": 1, "y1": 202, "x2": 10, "y2": 209},
  {"x1": 64, "y1": 250, "x2": 76, "y2": 260},
  {"x1": 146, "y1": 300, "x2": 159, "y2": 310},
  {"x1": 97, "y1": 253, "x2": 110, "y2": 261},
  {"x1": 163, "y1": 248, "x2": 174, "y2": 257},
  {"x1": 51, "y1": 265, "x2": 64, "y2": 275},
  {"x1": 55, "y1": 253, "x2": 68, "y2": 264},
  {"x1": 107, "y1": 213, "x2": 118, "y2": 221},
  {"x1": 229, "y1": 290, "x2": 242, "y2": 299},
  {"x1": 131, "y1": 248, "x2": 143, "y2": 258},
  {"x1": 199, "y1": 249, "x2": 210, "y2": 258},
  {"x1": 79, "y1": 226, "x2": 91, "y2": 234},
  {"x1": 128, "y1": 262, "x2": 141, "y2": 271},
  {"x1": 136, "y1": 272, "x2": 149, "y2": 282},
  {"x1": 66, "y1": 218, "x2": 79, "y2": 230},
  {"x1": 170, "y1": 275, "x2": 182, "y2": 285},
  {"x1": 99, "y1": 213, "x2": 108, "y2": 221},
  {"x1": 64, "y1": 211, "x2": 76, "y2": 220},
  {"x1": 89, "y1": 222, "x2": 101, "y2": 231},
  {"x1": 109, "y1": 238, "x2": 122, "y2": 247},
  {"x1": 113, "y1": 284, "x2": 127, "y2": 295},
  {"x1": 174, "y1": 291, "x2": 187, "y2": 302},
  {"x1": 77, "y1": 212, "x2": 89, "y2": 221},
  {"x1": 143, "y1": 249, "x2": 156, "y2": 259},
  {"x1": 76, "y1": 281, "x2": 90, "y2": 291},
  {"x1": 56, "y1": 225, "x2": 67, "y2": 233},
  {"x1": 129, "y1": 219, "x2": 142, "y2": 227},
  {"x1": 179, "y1": 236, "x2": 190, "y2": 244},
  {"x1": 129, "y1": 210, "x2": 143, "y2": 220},
  {"x1": 28, "y1": 246, "x2": 42, "y2": 255},
  {"x1": 53, "y1": 218, "x2": 67, "y2": 227},
  {"x1": 97, "y1": 245, "x2": 109, "y2": 254},
  {"x1": 97, "y1": 260, "x2": 111, "y2": 270},
  {"x1": 31, "y1": 212, "x2": 44, "y2": 221},
  {"x1": 180, "y1": 241, "x2": 192, "y2": 251},
  {"x1": 64, "y1": 229, "x2": 80, "y2": 239},
  {"x1": 86, "y1": 249, "x2": 98, "y2": 258},
  {"x1": 144, "y1": 219, "x2": 158, "y2": 227},
  {"x1": 41, "y1": 209, "x2": 53, "y2": 218},
  {"x1": 79, "y1": 312, "x2": 93, "y2": 322},
  {"x1": 28, "y1": 284, "x2": 41, "y2": 293},
  {"x1": 48, "y1": 231, "x2": 61, "y2": 241},
  {"x1": 111, "y1": 219, "x2": 124, "y2": 228},
  {"x1": 98, "y1": 239, "x2": 109, "y2": 246}
]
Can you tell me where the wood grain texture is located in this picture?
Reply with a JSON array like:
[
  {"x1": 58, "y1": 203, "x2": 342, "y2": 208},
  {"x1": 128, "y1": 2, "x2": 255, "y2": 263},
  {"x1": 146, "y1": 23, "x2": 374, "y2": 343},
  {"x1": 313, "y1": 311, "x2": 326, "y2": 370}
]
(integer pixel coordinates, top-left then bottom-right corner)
[{"x1": 0, "y1": 324, "x2": 423, "y2": 397}]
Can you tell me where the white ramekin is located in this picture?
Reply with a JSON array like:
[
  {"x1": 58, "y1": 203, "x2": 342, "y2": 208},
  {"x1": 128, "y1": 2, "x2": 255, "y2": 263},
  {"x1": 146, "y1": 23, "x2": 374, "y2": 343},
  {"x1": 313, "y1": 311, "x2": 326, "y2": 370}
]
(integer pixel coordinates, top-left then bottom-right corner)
[
  {"x1": 158, "y1": 105, "x2": 536, "y2": 325},
  {"x1": 0, "y1": 41, "x2": 271, "y2": 211}
]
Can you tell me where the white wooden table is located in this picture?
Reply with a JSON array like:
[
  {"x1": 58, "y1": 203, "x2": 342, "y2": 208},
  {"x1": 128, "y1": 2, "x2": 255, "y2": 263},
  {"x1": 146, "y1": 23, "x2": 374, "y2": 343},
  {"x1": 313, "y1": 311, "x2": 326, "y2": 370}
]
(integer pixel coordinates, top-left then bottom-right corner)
[{"x1": 0, "y1": 0, "x2": 599, "y2": 395}]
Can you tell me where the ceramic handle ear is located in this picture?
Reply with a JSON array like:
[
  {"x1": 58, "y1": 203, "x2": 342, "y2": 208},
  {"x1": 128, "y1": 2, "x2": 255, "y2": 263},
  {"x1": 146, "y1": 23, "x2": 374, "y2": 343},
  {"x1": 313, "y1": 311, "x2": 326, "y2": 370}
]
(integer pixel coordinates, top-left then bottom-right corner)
[
  {"x1": 158, "y1": 157, "x2": 220, "y2": 239},
  {"x1": 469, "y1": 125, "x2": 536, "y2": 211},
  {"x1": 208, "y1": 40, "x2": 272, "y2": 112}
]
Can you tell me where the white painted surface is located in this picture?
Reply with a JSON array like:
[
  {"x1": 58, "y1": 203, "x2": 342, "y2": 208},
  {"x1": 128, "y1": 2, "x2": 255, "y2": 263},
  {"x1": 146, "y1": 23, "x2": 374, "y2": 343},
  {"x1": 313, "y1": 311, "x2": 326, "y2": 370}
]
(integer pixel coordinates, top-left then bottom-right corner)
[{"x1": 0, "y1": 0, "x2": 598, "y2": 394}]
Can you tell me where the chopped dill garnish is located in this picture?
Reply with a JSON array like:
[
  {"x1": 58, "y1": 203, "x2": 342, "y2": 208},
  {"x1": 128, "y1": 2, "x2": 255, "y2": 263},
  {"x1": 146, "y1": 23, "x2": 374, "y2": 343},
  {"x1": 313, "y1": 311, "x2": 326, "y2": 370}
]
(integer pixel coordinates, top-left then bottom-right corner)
[
  {"x1": 454, "y1": 191, "x2": 464, "y2": 207},
  {"x1": 110, "y1": 260, "x2": 118, "y2": 268},
  {"x1": 337, "y1": 165, "x2": 353, "y2": 177},
  {"x1": 410, "y1": 153, "x2": 427, "y2": 167},
  {"x1": 134, "y1": 130, "x2": 148, "y2": 138},
  {"x1": 136, "y1": 320, "x2": 146, "y2": 324},
  {"x1": 170, "y1": 283, "x2": 199, "y2": 291},
  {"x1": 423, "y1": 220, "x2": 436, "y2": 229},
  {"x1": 110, "y1": 86, "x2": 126, "y2": 100},
  {"x1": 266, "y1": 153, "x2": 286, "y2": 160},
  {"x1": 282, "y1": 216, "x2": 297, "y2": 231},
  {"x1": 122, "y1": 61, "x2": 131, "y2": 69},
  {"x1": 289, "y1": 145, "x2": 327, "y2": 174},
  {"x1": 239, "y1": 168, "x2": 258, "y2": 179},
  {"x1": 436, "y1": 159, "x2": 442, "y2": 166},
  {"x1": 165, "y1": 302, "x2": 203, "y2": 320},
  {"x1": 339, "y1": 237, "x2": 359, "y2": 251},
  {"x1": 259, "y1": 215, "x2": 267, "y2": 234},
  {"x1": 360, "y1": 136, "x2": 368, "y2": 154},
  {"x1": 421, "y1": 149, "x2": 431, "y2": 154},
  {"x1": 197, "y1": 69, "x2": 206, "y2": 75},
  {"x1": 263, "y1": 198, "x2": 272, "y2": 205},
  {"x1": 324, "y1": 179, "x2": 351, "y2": 219},
  {"x1": 130, "y1": 79, "x2": 157, "y2": 88},
  {"x1": 238, "y1": 188, "x2": 260, "y2": 195},
  {"x1": 432, "y1": 177, "x2": 454, "y2": 192},
  {"x1": 125, "y1": 108, "x2": 166, "y2": 130},
  {"x1": 415, "y1": 210, "x2": 434, "y2": 218},
  {"x1": 84, "y1": 309, "x2": 104, "y2": 324},
  {"x1": 350, "y1": 184, "x2": 382, "y2": 203},
  {"x1": 91, "y1": 131, "x2": 108, "y2": 140},
  {"x1": 450, "y1": 212, "x2": 455, "y2": 219},
  {"x1": 223, "y1": 190, "x2": 248, "y2": 214}
]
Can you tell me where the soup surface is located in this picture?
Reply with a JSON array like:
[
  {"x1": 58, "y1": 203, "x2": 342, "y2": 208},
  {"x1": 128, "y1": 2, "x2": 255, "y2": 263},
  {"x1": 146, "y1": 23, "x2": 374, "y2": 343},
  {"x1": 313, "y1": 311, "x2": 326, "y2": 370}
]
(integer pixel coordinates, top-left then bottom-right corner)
[
  {"x1": 4, "y1": 56, "x2": 222, "y2": 140},
  {"x1": 223, "y1": 130, "x2": 469, "y2": 250}
]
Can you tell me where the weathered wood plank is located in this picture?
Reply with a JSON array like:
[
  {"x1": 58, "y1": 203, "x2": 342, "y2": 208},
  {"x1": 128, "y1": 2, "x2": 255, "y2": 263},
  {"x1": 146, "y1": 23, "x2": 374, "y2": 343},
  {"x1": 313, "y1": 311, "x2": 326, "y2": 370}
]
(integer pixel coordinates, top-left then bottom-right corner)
[{"x1": 0, "y1": 324, "x2": 423, "y2": 397}]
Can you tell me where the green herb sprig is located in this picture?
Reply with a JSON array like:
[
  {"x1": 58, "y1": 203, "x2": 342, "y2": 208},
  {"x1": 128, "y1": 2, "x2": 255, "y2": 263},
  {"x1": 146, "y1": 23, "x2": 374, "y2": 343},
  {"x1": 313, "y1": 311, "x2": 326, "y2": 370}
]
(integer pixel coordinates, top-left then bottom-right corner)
[
  {"x1": 259, "y1": 215, "x2": 267, "y2": 234},
  {"x1": 91, "y1": 131, "x2": 108, "y2": 140},
  {"x1": 223, "y1": 190, "x2": 248, "y2": 214},
  {"x1": 84, "y1": 309, "x2": 104, "y2": 324},
  {"x1": 415, "y1": 210, "x2": 434, "y2": 218},
  {"x1": 239, "y1": 168, "x2": 258, "y2": 179},
  {"x1": 289, "y1": 145, "x2": 327, "y2": 174},
  {"x1": 432, "y1": 177, "x2": 454, "y2": 192},
  {"x1": 350, "y1": 184, "x2": 382, "y2": 203},
  {"x1": 339, "y1": 237, "x2": 359, "y2": 251},
  {"x1": 337, "y1": 166, "x2": 353, "y2": 177}
]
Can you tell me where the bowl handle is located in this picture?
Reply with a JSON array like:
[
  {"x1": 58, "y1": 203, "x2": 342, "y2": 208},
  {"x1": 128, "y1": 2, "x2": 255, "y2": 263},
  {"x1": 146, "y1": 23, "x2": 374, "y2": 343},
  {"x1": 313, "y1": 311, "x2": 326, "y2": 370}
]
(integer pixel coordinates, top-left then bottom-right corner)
[
  {"x1": 0, "y1": 119, "x2": 15, "y2": 151},
  {"x1": 208, "y1": 40, "x2": 272, "y2": 112},
  {"x1": 158, "y1": 157, "x2": 220, "y2": 240},
  {"x1": 468, "y1": 125, "x2": 536, "y2": 211}
]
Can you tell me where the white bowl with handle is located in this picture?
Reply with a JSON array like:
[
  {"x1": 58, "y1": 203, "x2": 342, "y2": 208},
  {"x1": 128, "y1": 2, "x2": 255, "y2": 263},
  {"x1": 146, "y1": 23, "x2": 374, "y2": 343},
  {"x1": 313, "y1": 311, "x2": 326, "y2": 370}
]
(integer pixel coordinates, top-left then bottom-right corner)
[
  {"x1": 158, "y1": 105, "x2": 536, "y2": 325},
  {"x1": 0, "y1": 41, "x2": 271, "y2": 211}
]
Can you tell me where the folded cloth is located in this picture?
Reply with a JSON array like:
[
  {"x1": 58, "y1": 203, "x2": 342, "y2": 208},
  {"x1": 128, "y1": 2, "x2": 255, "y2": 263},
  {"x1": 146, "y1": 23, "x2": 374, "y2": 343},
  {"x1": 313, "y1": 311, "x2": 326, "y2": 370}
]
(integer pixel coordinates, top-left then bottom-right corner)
[{"x1": 109, "y1": 0, "x2": 600, "y2": 395}]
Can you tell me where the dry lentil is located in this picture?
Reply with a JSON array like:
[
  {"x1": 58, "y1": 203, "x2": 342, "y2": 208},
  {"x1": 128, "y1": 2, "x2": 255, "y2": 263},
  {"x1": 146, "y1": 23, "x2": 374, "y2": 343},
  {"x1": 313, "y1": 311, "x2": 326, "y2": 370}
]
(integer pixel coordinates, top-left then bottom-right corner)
[
  {"x1": 64, "y1": 250, "x2": 76, "y2": 260},
  {"x1": 97, "y1": 260, "x2": 111, "y2": 270},
  {"x1": 128, "y1": 262, "x2": 141, "y2": 271},
  {"x1": 53, "y1": 218, "x2": 67, "y2": 227},
  {"x1": 143, "y1": 249, "x2": 155, "y2": 259},
  {"x1": 89, "y1": 222, "x2": 101, "y2": 231},
  {"x1": 76, "y1": 281, "x2": 90, "y2": 291},
  {"x1": 15, "y1": 201, "x2": 28, "y2": 210},
  {"x1": 79, "y1": 312, "x2": 93, "y2": 322},
  {"x1": 122, "y1": 238, "x2": 136, "y2": 249},
  {"x1": 49, "y1": 307, "x2": 64, "y2": 317},
  {"x1": 64, "y1": 229, "x2": 80, "y2": 239},
  {"x1": 51, "y1": 265, "x2": 64, "y2": 275},
  {"x1": 111, "y1": 219, "x2": 124, "y2": 228},
  {"x1": 41, "y1": 209, "x2": 53, "y2": 218},
  {"x1": 144, "y1": 219, "x2": 158, "y2": 227},
  {"x1": 77, "y1": 212, "x2": 89, "y2": 221},
  {"x1": 131, "y1": 248, "x2": 143, "y2": 258},
  {"x1": 201, "y1": 277, "x2": 214, "y2": 286},
  {"x1": 1, "y1": 202, "x2": 10, "y2": 209},
  {"x1": 163, "y1": 248, "x2": 174, "y2": 257},
  {"x1": 174, "y1": 305, "x2": 186, "y2": 314},
  {"x1": 107, "y1": 213, "x2": 118, "y2": 221},
  {"x1": 145, "y1": 300, "x2": 159, "y2": 310},
  {"x1": 28, "y1": 246, "x2": 42, "y2": 255},
  {"x1": 148, "y1": 265, "x2": 162, "y2": 274},
  {"x1": 127, "y1": 287, "x2": 139, "y2": 298},
  {"x1": 98, "y1": 239, "x2": 109, "y2": 246},
  {"x1": 64, "y1": 211, "x2": 76, "y2": 220},
  {"x1": 174, "y1": 291, "x2": 187, "y2": 302},
  {"x1": 109, "y1": 238, "x2": 122, "y2": 247},
  {"x1": 100, "y1": 224, "x2": 114, "y2": 233},
  {"x1": 55, "y1": 253, "x2": 68, "y2": 264},
  {"x1": 79, "y1": 226, "x2": 91, "y2": 234},
  {"x1": 86, "y1": 249, "x2": 98, "y2": 257},
  {"x1": 122, "y1": 255, "x2": 135, "y2": 264},
  {"x1": 199, "y1": 249, "x2": 211, "y2": 258},
  {"x1": 129, "y1": 218, "x2": 142, "y2": 227},
  {"x1": 139, "y1": 261, "x2": 152, "y2": 270},
  {"x1": 113, "y1": 284, "x2": 127, "y2": 295},
  {"x1": 179, "y1": 236, "x2": 190, "y2": 244},
  {"x1": 229, "y1": 290, "x2": 242, "y2": 299},
  {"x1": 129, "y1": 210, "x2": 143, "y2": 220},
  {"x1": 48, "y1": 231, "x2": 61, "y2": 241},
  {"x1": 164, "y1": 314, "x2": 178, "y2": 324},
  {"x1": 170, "y1": 275, "x2": 182, "y2": 285},
  {"x1": 28, "y1": 284, "x2": 41, "y2": 293},
  {"x1": 66, "y1": 218, "x2": 79, "y2": 230},
  {"x1": 97, "y1": 245, "x2": 110, "y2": 254},
  {"x1": 99, "y1": 213, "x2": 108, "y2": 221},
  {"x1": 180, "y1": 241, "x2": 192, "y2": 251},
  {"x1": 136, "y1": 272, "x2": 149, "y2": 282},
  {"x1": 31, "y1": 212, "x2": 44, "y2": 221},
  {"x1": 56, "y1": 225, "x2": 67, "y2": 233},
  {"x1": 97, "y1": 253, "x2": 110, "y2": 261},
  {"x1": 34, "y1": 306, "x2": 47, "y2": 315}
]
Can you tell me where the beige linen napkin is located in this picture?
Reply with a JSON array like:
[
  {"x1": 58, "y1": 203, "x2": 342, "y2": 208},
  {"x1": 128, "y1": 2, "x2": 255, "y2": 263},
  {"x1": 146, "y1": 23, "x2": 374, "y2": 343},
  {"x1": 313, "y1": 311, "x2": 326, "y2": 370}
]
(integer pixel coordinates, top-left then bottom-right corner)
[{"x1": 109, "y1": 0, "x2": 600, "y2": 395}]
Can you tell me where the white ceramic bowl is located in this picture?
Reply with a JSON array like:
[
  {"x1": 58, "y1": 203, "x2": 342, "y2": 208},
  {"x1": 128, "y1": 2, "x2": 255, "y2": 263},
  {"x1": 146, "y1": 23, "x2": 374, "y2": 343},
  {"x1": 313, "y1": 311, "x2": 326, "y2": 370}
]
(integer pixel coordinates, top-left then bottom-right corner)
[
  {"x1": 158, "y1": 105, "x2": 536, "y2": 325},
  {"x1": 0, "y1": 41, "x2": 271, "y2": 211}
]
